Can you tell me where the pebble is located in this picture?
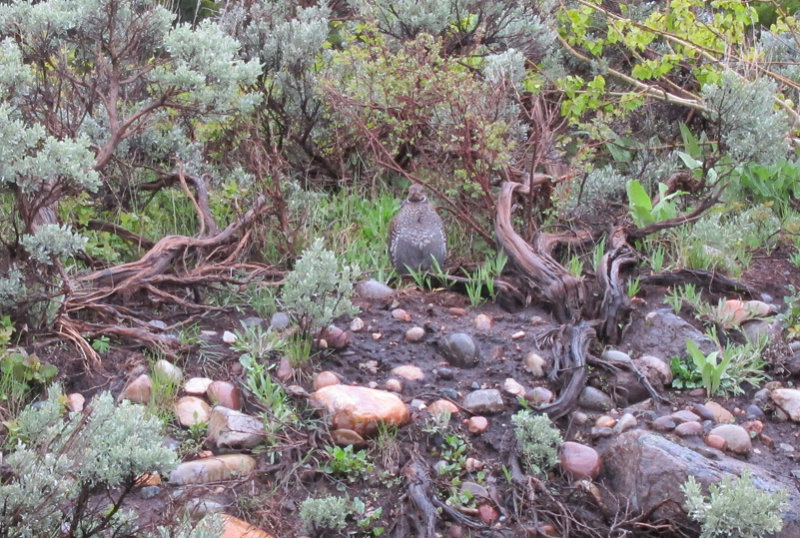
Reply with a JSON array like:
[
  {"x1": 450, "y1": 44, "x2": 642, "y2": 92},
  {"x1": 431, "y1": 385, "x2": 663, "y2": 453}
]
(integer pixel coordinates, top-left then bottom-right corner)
[
  {"x1": 614, "y1": 413, "x2": 637, "y2": 433},
  {"x1": 330, "y1": 428, "x2": 366, "y2": 447},
  {"x1": 185, "y1": 498, "x2": 225, "y2": 517},
  {"x1": 560, "y1": 442, "x2": 601, "y2": 479},
  {"x1": 319, "y1": 325, "x2": 349, "y2": 349},
  {"x1": 523, "y1": 352, "x2": 547, "y2": 378},
  {"x1": 601, "y1": 349, "x2": 631, "y2": 363},
  {"x1": 275, "y1": 357, "x2": 293, "y2": 381},
  {"x1": 175, "y1": 396, "x2": 211, "y2": 427},
  {"x1": 392, "y1": 365, "x2": 425, "y2": 381},
  {"x1": 478, "y1": 504, "x2": 499, "y2": 524},
  {"x1": 405, "y1": 326, "x2": 425, "y2": 342},
  {"x1": 503, "y1": 378, "x2": 526, "y2": 398},
  {"x1": 270, "y1": 312, "x2": 290, "y2": 330},
  {"x1": 690, "y1": 403, "x2": 715, "y2": 422},
  {"x1": 579, "y1": 386, "x2": 614, "y2": 412},
  {"x1": 207, "y1": 407, "x2": 266, "y2": 449},
  {"x1": 169, "y1": 455, "x2": 257, "y2": 485},
  {"x1": 222, "y1": 331, "x2": 237, "y2": 344},
  {"x1": 670, "y1": 410, "x2": 700, "y2": 424},
  {"x1": 465, "y1": 457, "x2": 484, "y2": 472},
  {"x1": 770, "y1": 388, "x2": 800, "y2": 422},
  {"x1": 140, "y1": 486, "x2": 160, "y2": 499},
  {"x1": 703, "y1": 401, "x2": 734, "y2": 423},
  {"x1": 473, "y1": 314, "x2": 493, "y2": 331},
  {"x1": 154, "y1": 359, "x2": 183, "y2": 384},
  {"x1": 436, "y1": 367, "x2": 454, "y2": 380},
  {"x1": 635, "y1": 355, "x2": 673, "y2": 385},
  {"x1": 591, "y1": 427, "x2": 614, "y2": 438},
  {"x1": 779, "y1": 442, "x2": 795, "y2": 454},
  {"x1": 462, "y1": 389, "x2": 504, "y2": 414},
  {"x1": 571, "y1": 411, "x2": 589, "y2": 425},
  {"x1": 206, "y1": 381, "x2": 243, "y2": 410},
  {"x1": 745, "y1": 404, "x2": 766, "y2": 421},
  {"x1": 461, "y1": 481, "x2": 488, "y2": 498},
  {"x1": 467, "y1": 416, "x2": 489, "y2": 434},
  {"x1": 439, "y1": 333, "x2": 478, "y2": 368},
  {"x1": 310, "y1": 385, "x2": 411, "y2": 435},
  {"x1": 742, "y1": 420, "x2": 763, "y2": 436},
  {"x1": 66, "y1": 393, "x2": 84, "y2": 412},
  {"x1": 440, "y1": 387, "x2": 459, "y2": 400},
  {"x1": 595, "y1": 415, "x2": 617, "y2": 429},
  {"x1": 356, "y1": 279, "x2": 394, "y2": 299},
  {"x1": 674, "y1": 421, "x2": 703, "y2": 437},
  {"x1": 148, "y1": 319, "x2": 168, "y2": 331},
  {"x1": 392, "y1": 308, "x2": 412, "y2": 322},
  {"x1": 651, "y1": 416, "x2": 676, "y2": 432},
  {"x1": 511, "y1": 331, "x2": 526, "y2": 340},
  {"x1": 119, "y1": 374, "x2": 152, "y2": 404},
  {"x1": 448, "y1": 307, "x2": 467, "y2": 316},
  {"x1": 313, "y1": 371, "x2": 341, "y2": 391},
  {"x1": 709, "y1": 424, "x2": 751, "y2": 455},
  {"x1": 429, "y1": 399, "x2": 459, "y2": 417},
  {"x1": 349, "y1": 317, "x2": 365, "y2": 332},
  {"x1": 385, "y1": 378, "x2": 402, "y2": 392},
  {"x1": 525, "y1": 386, "x2": 554, "y2": 404},
  {"x1": 184, "y1": 377, "x2": 214, "y2": 396}
]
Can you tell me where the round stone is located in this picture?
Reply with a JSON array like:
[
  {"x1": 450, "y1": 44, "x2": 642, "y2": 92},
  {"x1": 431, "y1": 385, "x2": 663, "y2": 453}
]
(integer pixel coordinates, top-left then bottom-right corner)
[
  {"x1": 524, "y1": 352, "x2": 547, "y2": 378},
  {"x1": 207, "y1": 381, "x2": 243, "y2": 410},
  {"x1": 467, "y1": 416, "x2": 489, "y2": 434},
  {"x1": 473, "y1": 314, "x2": 493, "y2": 331},
  {"x1": 356, "y1": 279, "x2": 394, "y2": 300},
  {"x1": 392, "y1": 364, "x2": 425, "y2": 381},
  {"x1": 705, "y1": 434, "x2": 726, "y2": 450},
  {"x1": 428, "y1": 399, "x2": 459, "y2": 417},
  {"x1": 595, "y1": 415, "x2": 617, "y2": 429},
  {"x1": 439, "y1": 333, "x2": 478, "y2": 368},
  {"x1": 184, "y1": 377, "x2": 214, "y2": 396},
  {"x1": 462, "y1": 389, "x2": 504, "y2": 414},
  {"x1": 560, "y1": 442, "x2": 601, "y2": 480},
  {"x1": 674, "y1": 421, "x2": 703, "y2": 437},
  {"x1": 525, "y1": 386, "x2": 554, "y2": 404},
  {"x1": 405, "y1": 326, "x2": 425, "y2": 342},
  {"x1": 175, "y1": 396, "x2": 211, "y2": 427},
  {"x1": 385, "y1": 378, "x2": 403, "y2": 392},
  {"x1": 503, "y1": 378, "x2": 526, "y2": 397},
  {"x1": 313, "y1": 371, "x2": 341, "y2": 391},
  {"x1": 392, "y1": 308, "x2": 412, "y2": 322},
  {"x1": 709, "y1": 424, "x2": 751, "y2": 455}
]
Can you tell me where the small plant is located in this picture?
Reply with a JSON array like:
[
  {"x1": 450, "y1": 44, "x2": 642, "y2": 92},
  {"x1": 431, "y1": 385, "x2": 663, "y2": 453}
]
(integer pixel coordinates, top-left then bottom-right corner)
[
  {"x1": 285, "y1": 334, "x2": 314, "y2": 369},
  {"x1": 664, "y1": 283, "x2": 704, "y2": 314},
  {"x1": 511, "y1": 410, "x2": 563, "y2": 476},
  {"x1": 406, "y1": 264, "x2": 434, "y2": 290},
  {"x1": 90, "y1": 335, "x2": 111, "y2": 354},
  {"x1": 462, "y1": 251, "x2": 508, "y2": 306},
  {"x1": 789, "y1": 249, "x2": 800, "y2": 269},
  {"x1": 231, "y1": 323, "x2": 282, "y2": 361},
  {"x1": 627, "y1": 276, "x2": 641, "y2": 298},
  {"x1": 322, "y1": 444, "x2": 374, "y2": 480},
  {"x1": 681, "y1": 469, "x2": 788, "y2": 538},
  {"x1": 0, "y1": 341, "x2": 58, "y2": 418},
  {"x1": 299, "y1": 495, "x2": 350, "y2": 533},
  {"x1": 778, "y1": 285, "x2": 800, "y2": 341},
  {"x1": 353, "y1": 497, "x2": 385, "y2": 536},
  {"x1": 592, "y1": 236, "x2": 606, "y2": 272},
  {"x1": 685, "y1": 339, "x2": 733, "y2": 397},
  {"x1": 279, "y1": 238, "x2": 360, "y2": 340},
  {"x1": 568, "y1": 254, "x2": 584, "y2": 278},
  {"x1": 436, "y1": 432, "x2": 469, "y2": 477},
  {"x1": 238, "y1": 354, "x2": 296, "y2": 436},
  {"x1": 650, "y1": 244, "x2": 666, "y2": 273},
  {"x1": 627, "y1": 180, "x2": 685, "y2": 227}
]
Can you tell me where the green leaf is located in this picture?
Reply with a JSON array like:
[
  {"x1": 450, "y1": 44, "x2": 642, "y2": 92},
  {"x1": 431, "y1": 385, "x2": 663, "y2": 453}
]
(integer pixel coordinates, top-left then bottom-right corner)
[
  {"x1": 677, "y1": 151, "x2": 703, "y2": 170},
  {"x1": 679, "y1": 122, "x2": 701, "y2": 158},
  {"x1": 626, "y1": 180, "x2": 653, "y2": 227}
]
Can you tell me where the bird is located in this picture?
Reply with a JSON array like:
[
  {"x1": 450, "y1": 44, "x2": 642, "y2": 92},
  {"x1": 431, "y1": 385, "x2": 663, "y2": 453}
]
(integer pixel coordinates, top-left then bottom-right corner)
[{"x1": 388, "y1": 183, "x2": 447, "y2": 275}]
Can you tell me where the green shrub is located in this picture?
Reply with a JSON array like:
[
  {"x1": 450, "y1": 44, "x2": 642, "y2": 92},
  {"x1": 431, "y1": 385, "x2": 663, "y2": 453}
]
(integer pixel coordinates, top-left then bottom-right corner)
[
  {"x1": 299, "y1": 495, "x2": 350, "y2": 533},
  {"x1": 681, "y1": 469, "x2": 788, "y2": 538},
  {"x1": 1, "y1": 387, "x2": 179, "y2": 537},
  {"x1": 511, "y1": 410, "x2": 563, "y2": 476}
]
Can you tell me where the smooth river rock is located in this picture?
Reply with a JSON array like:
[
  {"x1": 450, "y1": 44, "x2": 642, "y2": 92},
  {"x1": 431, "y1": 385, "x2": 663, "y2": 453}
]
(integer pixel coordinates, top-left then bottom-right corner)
[{"x1": 311, "y1": 384, "x2": 410, "y2": 435}]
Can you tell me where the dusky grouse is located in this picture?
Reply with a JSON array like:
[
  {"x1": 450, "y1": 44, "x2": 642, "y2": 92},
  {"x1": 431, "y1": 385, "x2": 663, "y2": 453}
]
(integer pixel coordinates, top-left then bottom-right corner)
[{"x1": 389, "y1": 184, "x2": 446, "y2": 274}]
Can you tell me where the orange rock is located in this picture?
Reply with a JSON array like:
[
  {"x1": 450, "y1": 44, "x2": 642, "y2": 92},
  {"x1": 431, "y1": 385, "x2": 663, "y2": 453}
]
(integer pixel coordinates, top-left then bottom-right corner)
[
  {"x1": 310, "y1": 385, "x2": 410, "y2": 436},
  {"x1": 220, "y1": 514, "x2": 276, "y2": 538},
  {"x1": 207, "y1": 381, "x2": 243, "y2": 410},
  {"x1": 428, "y1": 399, "x2": 459, "y2": 417},
  {"x1": 313, "y1": 371, "x2": 341, "y2": 391}
]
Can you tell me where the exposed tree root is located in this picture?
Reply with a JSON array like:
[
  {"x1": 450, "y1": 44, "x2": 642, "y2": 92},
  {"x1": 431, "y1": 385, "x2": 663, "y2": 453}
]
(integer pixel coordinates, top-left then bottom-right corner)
[{"x1": 639, "y1": 268, "x2": 759, "y2": 296}]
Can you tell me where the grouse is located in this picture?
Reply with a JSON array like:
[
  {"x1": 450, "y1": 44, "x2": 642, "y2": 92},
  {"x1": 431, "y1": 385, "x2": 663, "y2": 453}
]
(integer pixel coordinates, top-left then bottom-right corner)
[{"x1": 388, "y1": 184, "x2": 447, "y2": 274}]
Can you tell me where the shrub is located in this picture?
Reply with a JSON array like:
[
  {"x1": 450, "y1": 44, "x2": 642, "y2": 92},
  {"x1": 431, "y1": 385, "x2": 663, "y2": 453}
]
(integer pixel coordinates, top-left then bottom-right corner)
[
  {"x1": 279, "y1": 238, "x2": 359, "y2": 338},
  {"x1": 511, "y1": 410, "x2": 563, "y2": 476},
  {"x1": 0, "y1": 387, "x2": 179, "y2": 537},
  {"x1": 681, "y1": 469, "x2": 788, "y2": 538},
  {"x1": 299, "y1": 495, "x2": 350, "y2": 533}
]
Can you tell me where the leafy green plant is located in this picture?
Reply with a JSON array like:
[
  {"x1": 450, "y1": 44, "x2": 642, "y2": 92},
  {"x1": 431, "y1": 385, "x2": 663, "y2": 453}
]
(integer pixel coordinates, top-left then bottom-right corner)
[
  {"x1": 627, "y1": 180, "x2": 685, "y2": 227},
  {"x1": 670, "y1": 356, "x2": 705, "y2": 391},
  {"x1": 650, "y1": 244, "x2": 666, "y2": 273},
  {"x1": 285, "y1": 334, "x2": 314, "y2": 369},
  {"x1": 778, "y1": 285, "x2": 800, "y2": 340},
  {"x1": 231, "y1": 323, "x2": 282, "y2": 361},
  {"x1": 322, "y1": 444, "x2": 374, "y2": 480},
  {"x1": 627, "y1": 277, "x2": 641, "y2": 299},
  {"x1": 682, "y1": 469, "x2": 788, "y2": 538},
  {"x1": 685, "y1": 339, "x2": 733, "y2": 397},
  {"x1": 462, "y1": 251, "x2": 508, "y2": 306},
  {"x1": 511, "y1": 410, "x2": 563, "y2": 477},
  {"x1": 0, "y1": 342, "x2": 58, "y2": 418},
  {"x1": 91, "y1": 335, "x2": 111, "y2": 354},
  {"x1": 238, "y1": 354, "x2": 296, "y2": 436},
  {"x1": 299, "y1": 495, "x2": 350, "y2": 533}
]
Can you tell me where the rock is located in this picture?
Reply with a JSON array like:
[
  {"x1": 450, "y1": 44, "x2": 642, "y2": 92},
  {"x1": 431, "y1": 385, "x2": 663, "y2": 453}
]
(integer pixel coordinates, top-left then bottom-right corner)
[
  {"x1": 169, "y1": 454, "x2": 257, "y2": 485},
  {"x1": 207, "y1": 381, "x2": 243, "y2": 410},
  {"x1": 313, "y1": 371, "x2": 341, "y2": 391},
  {"x1": 579, "y1": 386, "x2": 614, "y2": 412},
  {"x1": 622, "y1": 308, "x2": 716, "y2": 361},
  {"x1": 438, "y1": 333, "x2": 478, "y2": 368},
  {"x1": 207, "y1": 407, "x2": 266, "y2": 449},
  {"x1": 595, "y1": 415, "x2": 617, "y2": 429},
  {"x1": 602, "y1": 430, "x2": 800, "y2": 537},
  {"x1": 392, "y1": 365, "x2": 425, "y2": 381},
  {"x1": 651, "y1": 416, "x2": 676, "y2": 432},
  {"x1": 148, "y1": 319, "x2": 168, "y2": 331},
  {"x1": 184, "y1": 377, "x2": 214, "y2": 396},
  {"x1": 275, "y1": 357, "x2": 293, "y2": 381},
  {"x1": 185, "y1": 498, "x2": 225, "y2": 518},
  {"x1": 560, "y1": 442, "x2": 601, "y2": 479},
  {"x1": 391, "y1": 308, "x2": 412, "y2": 322},
  {"x1": 670, "y1": 410, "x2": 700, "y2": 424},
  {"x1": 222, "y1": 331, "x2": 237, "y2": 344},
  {"x1": 770, "y1": 388, "x2": 800, "y2": 422},
  {"x1": 615, "y1": 413, "x2": 637, "y2": 433},
  {"x1": 175, "y1": 396, "x2": 211, "y2": 427},
  {"x1": 741, "y1": 319, "x2": 782, "y2": 343},
  {"x1": 611, "y1": 370, "x2": 650, "y2": 405},
  {"x1": 467, "y1": 416, "x2": 489, "y2": 434},
  {"x1": 220, "y1": 514, "x2": 276, "y2": 538},
  {"x1": 477, "y1": 504, "x2": 499, "y2": 524},
  {"x1": 705, "y1": 434, "x2": 726, "y2": 450},
  {"x1": 635, "y1": 355, "x2": 673, "y2": 386},
  {"x1": 525, "y1": 386, "x2": 554, "y2": 404},
  {"x1": 674, "y1": 421, "x2": 703, "y2": 437},
  {"x1": 465, "y1": 457, "x2": 484, "y2": 472},
  {"x1": 503, "y1": 378, "x2": 526, "y2": 398},
  {"x1": 154, "y1": 359, "x2": 183, "y2": 384},
  {"x1": 703, "y1": 401, "x2": 734, "y2": 423},
  {"x1": 429, "y1": 399, "x2": 459, "y2": 416},
  {"x1": 385, "y1": 378, "x2": 403, "y2": 392},
  {"x1": 690, "y1": 403, "x2": 715, "y2": 421},
  {"x1": 405, "y1": 326, "x2": 425, "y2": 342},
  {"x1": 319, "y1": 325, "x2": 349, "y2": 349},
  {"x1": 270, "y1": 312, "x2": 290, "y2": 330},
  {"x1": 330, "y1": 428, "x2": 366, "y2": 447},
  {"x1": 311, "y1": 385, "x2": 410, "y2": 436},
  {"x1": 473, "y1": 314, "x2": 493, "y2": 331},
  {"x1": 448, "y1": 307, "x2": 467, "y2": 316},
  {"x1": 602, "y1": 349, "x2": 631, "y2": 363},
  {"x1": 66, "y1": 393, "x2": 84, "y2": 413},
  {"x1": 717, "y1": 299, "x2": 774, "y2": 326},
  {"x1": 356, "y1": 279, "x2": 394, "y2": 300},
  {"x1": 140, "y1": 486, "x2": 160, "y2": 499},
  {"x1": 709, "y1": 424, "x2": 752, "y2": 455},
  {"x1": 461, "y1": 481, "x2": 488, "y2": 498},
  {"x1": 462, "y1": 389, "x2": 504, "y2": 414},
  {"x1": 119, "y1": 374, "x2": 152, "y2": 404},
  {"x1": 523, "y1": 352, "x2": 547, "y2": 377},
  {"x1": 350, "y1": 317, "x2": 365, "y2": 332}
]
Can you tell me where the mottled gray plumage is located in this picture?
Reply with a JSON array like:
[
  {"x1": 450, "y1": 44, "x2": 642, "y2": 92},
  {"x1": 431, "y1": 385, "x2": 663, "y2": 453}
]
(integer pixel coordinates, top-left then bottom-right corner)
[{"x1": 389, "y1": 184, "x2": 446, "y2": 274}]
